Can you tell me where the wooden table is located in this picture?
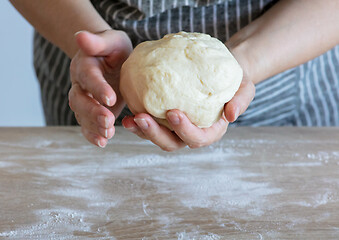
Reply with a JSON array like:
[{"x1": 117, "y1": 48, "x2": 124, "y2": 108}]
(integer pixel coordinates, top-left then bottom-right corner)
[{"x1": 0, "y1": 127, "x2": 339, "y2": 239}]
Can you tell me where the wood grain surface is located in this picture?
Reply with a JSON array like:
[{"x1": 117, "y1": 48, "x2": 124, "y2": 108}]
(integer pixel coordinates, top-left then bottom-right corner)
[{"x1": 0, "y1": 127, "x2": 339, "y2": 239}]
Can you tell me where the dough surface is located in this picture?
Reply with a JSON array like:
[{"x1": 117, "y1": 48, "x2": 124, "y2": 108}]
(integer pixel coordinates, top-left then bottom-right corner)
[{"x1": 120, "y1": 32, "x2": 243, "y2": 128}]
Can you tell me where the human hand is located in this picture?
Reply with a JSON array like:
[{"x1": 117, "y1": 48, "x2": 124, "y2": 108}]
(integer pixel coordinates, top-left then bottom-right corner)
[
  {"x1": 69, "y1": 30, "x2": 133, "y2": 148},
  {"x1": 121, "y1": 75, "x2": 255, "y2": 152}
]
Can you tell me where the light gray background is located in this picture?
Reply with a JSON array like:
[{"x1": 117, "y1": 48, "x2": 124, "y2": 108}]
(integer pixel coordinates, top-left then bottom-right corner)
[{"x1": 0, "y1": 1, "x2": 45, "y2": 126}]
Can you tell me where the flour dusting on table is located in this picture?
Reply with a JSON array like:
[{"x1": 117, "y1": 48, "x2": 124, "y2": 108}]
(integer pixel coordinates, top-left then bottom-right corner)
[{"x1": 1, "y1": 127, "x2": 339, "y2": 239}]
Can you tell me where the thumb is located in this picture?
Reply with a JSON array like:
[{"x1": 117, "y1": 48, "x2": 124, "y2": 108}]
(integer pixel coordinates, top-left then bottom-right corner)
[
  {"x1": 75, "y1": 30, "x2": 118, "y2": 56},
  {"x1": 224, "y1": 79, "x2": 256, "y2": 123}
]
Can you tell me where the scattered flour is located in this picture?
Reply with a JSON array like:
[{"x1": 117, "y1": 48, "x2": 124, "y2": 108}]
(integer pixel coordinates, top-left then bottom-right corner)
[
  {"x1": 291, "y1": 190, "x2": 336, "y2": 209},
  {"x1": 152, "y1": 162, "x2": 282, "y2": 216},
  {"x1": 306, "y1": 151, "x2": 339, "y2": 163},
  {"x1": 1, "y1": 128, "x2": 339, "y2": 239},
  {"x1": 283, "y1": 162, "x2": 322, "y2": 167},
  {"x1": 177, "y1": 231, "x2": 221, "y2": 240},
  {"x1": 313, "y1": 191, "x2": 333, "y2": 207},
  {"x1": 0, "y1": 161, "x2": 18, "y2": 168},
  {"x1": 0, "y1": 208, "x2": 115, "y2": 240}
]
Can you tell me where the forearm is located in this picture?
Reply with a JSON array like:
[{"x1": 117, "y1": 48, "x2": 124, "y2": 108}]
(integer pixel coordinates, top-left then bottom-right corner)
[
  {"x1": 10, "y1": 0, "x2": 111, "y2": 58},
  {"x1": 228, "y1": 0, "x2": 339, "y2": 84}
]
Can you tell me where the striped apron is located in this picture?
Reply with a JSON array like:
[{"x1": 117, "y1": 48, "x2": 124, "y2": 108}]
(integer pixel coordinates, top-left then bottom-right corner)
[{"x1": 33, "y1": 0, "x2": 339, "y2": 126}]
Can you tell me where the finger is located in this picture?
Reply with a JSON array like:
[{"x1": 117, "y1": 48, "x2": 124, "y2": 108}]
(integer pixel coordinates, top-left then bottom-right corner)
[
  {"x1": 70, "y1": 57, "x2": 116, "y2": 106},
  {"x1": 68, "y1": 84, "x2": 115, "y2": 129},
  {"x1": 130, "y1": 113, "x2": 186, "y2": 152},
  {"x1": 75, "y1": 30, "x2": 131, "y2": 57},
  {"x1": 81, "y1": 127, "x2": 108, "y2": 148},
  {"x1": 225, "y1": 79, "x2": 255, "y2": 123},
  {"x1": 166, "y1": 110, "x2": 228, "y2": 149},
  {"x1": 122, "y1": 116, "x2": 148, "y2": 140},
  {"x1": 77, "y1": 115, "x2": 115, "y2": 139}
]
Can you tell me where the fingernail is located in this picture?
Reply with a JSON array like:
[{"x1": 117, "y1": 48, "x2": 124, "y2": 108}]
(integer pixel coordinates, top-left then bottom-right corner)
[
  {"x1": 99, "y1": 127, "x2": 108, "y2": 138},
  {"x1": 123, "y1": 125, "x2": 137, "y2": 132},
  {"x1": 134, "y1": 118, "x2": 149, "y2": 130},
  {"x1": 98, "y1": 115, "x2": 109, "y2": 128},
  {"x1": 106, "y1": 96, "x2": 111, "y2": 106},
  {"x1": 74, "y1": 30, "x2": 86, "y2": 36},
  {"x1": 167, "y1": 112, "x2": 180, "y2": 125},
  {"x1": 97, "y1": 139, "x2": 106, "y2": 148},
  {"x1": 102, "y1": 95, "x2": 112, "y2": 106}
]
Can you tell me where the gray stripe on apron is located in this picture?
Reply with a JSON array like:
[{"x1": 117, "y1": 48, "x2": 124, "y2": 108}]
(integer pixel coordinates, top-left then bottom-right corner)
[{"x1": 33, "y1": 0, "x2": 339, "y2": 127}]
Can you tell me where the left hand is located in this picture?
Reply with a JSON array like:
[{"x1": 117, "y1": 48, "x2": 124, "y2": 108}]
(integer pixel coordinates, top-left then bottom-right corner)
[
  {"x1": 121, "y1": 75, "x2": 255, "y2": 152},
  {"x1": 69, "y1": 30, "x2": 133, "y2": 148}
]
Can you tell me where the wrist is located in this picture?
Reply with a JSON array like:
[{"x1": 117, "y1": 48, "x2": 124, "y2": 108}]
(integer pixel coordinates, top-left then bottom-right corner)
[
  {"x1": 225, "y1": 16, "x2": 269, "y2": 85},
  {"x1": 226, "y1": 39, "x2": 254, "y2": 85}
]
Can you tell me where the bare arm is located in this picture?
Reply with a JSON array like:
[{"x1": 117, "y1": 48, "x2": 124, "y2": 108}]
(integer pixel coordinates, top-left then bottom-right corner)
[
  {"x1": 124, "y1": 0, "x2": 339, "y2": 151},
  {"x1": 9, "y1": 0, "x2": 111, "y2": 58},
  {"x1": 228, "y1": 0, "x2": 339, "y2": 84},
  {"x1": 10, "y1": 0, "x2": 133, "y2": 148}
]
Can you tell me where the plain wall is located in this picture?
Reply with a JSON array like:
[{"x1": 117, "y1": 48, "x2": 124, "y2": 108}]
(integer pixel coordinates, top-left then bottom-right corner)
[{"x1": 0, "y1": 1, "x2": 45, "y2": 126}]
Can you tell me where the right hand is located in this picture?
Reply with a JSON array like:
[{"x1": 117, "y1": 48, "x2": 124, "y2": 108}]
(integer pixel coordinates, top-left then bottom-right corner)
[
  {"x1": 122, "y1": 72, "x2": 255, "y2": 152},
  {"x1": 69, "y1": 29, "x2": 133, "y2": 148}
]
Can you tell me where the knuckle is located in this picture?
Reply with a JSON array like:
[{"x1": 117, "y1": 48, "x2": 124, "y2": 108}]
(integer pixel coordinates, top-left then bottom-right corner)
[
  {"x1": 73, "y1": 66, "x2": 92, "y2": 90},
  {"x1": 145, "y1": 129, "x2": 157, "y2": 139},
  {"x1": 68, "y1": 94, "x2": 75, "y2": 110},
  {"x1": 193, "y1": 136, "x2": 206, "y2": 147},
  {"x1": 70, "y1": 59, "x2": 76, "y2": 75},
  {"x1": 68, "y1": 87, "x2": 78, "y2": 110},
  {"x1": 84, "y1": 67, "x2": 100, "y2": 84},
  {"x1": 87, "y1": 67, "x2": 98, "y2": 77},
  {"x1": 68, "y1": 86, "x2": 74, "y2": 98},
  {"x1": 89, "y1": 105, "x2": 98, "y2": 117},
  {"x1": 81, "y1": 127, "x2": 96, "y2": 145},
  {"x1": 81, "y1": 127, "x2": 89, "y2": 138},
  {"x1": 78, "y1": 70, "x2": 88, "y2": 85},
  {"x1": 68, "y1": 99, "x2": 73, "y2": 110}
]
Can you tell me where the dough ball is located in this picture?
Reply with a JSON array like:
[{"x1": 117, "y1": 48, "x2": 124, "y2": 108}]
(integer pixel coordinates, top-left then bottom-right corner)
[{"x1": 120, "y1": 32, "x2": 243, "y2": 128}]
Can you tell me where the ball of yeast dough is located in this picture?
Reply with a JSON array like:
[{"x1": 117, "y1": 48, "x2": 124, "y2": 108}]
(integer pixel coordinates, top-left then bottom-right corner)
[{"x1": 120, "y1": 32, "x2": 243, "y2": 128}]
